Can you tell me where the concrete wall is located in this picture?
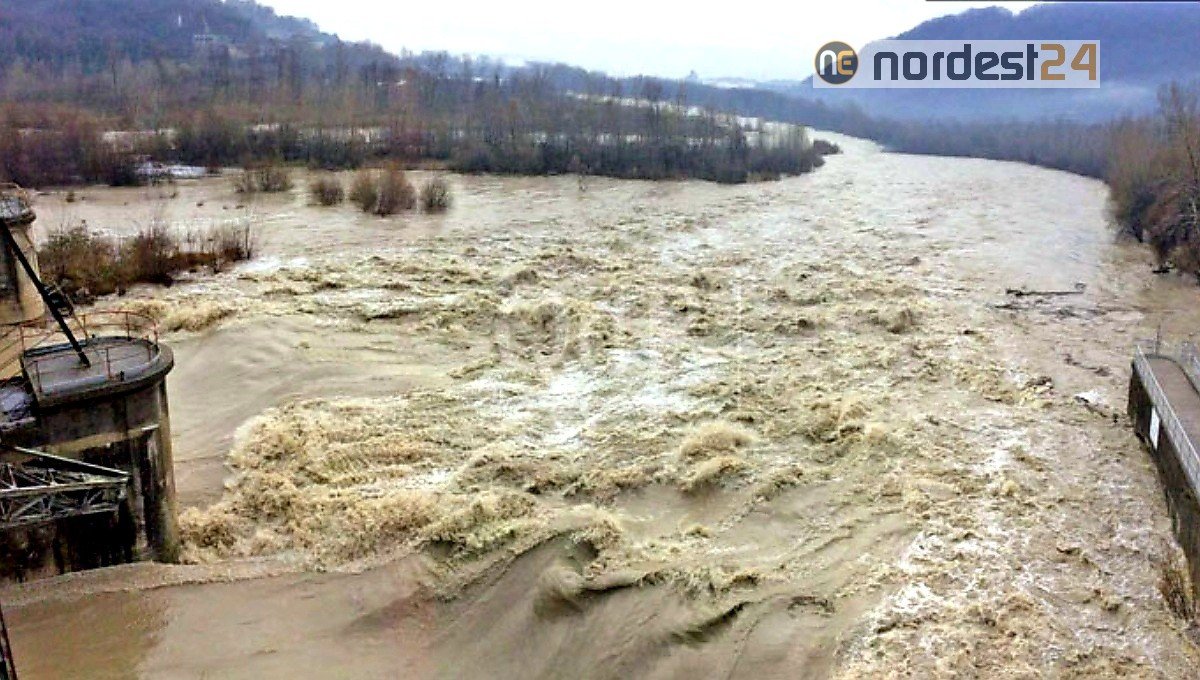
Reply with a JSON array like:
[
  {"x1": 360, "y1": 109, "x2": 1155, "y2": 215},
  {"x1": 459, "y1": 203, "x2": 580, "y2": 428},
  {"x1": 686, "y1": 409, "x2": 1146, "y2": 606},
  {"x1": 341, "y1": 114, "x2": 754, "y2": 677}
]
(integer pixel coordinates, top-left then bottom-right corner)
[
  {"x1": 0, "y1": 221, "x2": 47, "y2": 379},
  {"x1": 0, "y1": 511, "x2": 134, "y2": 582},
  {"x1": 1129, "y1": 366, "x2": 1200, "y2": 599},
  {"x1": 0, "y1": 221, "x2": 45, "y2": 326}
]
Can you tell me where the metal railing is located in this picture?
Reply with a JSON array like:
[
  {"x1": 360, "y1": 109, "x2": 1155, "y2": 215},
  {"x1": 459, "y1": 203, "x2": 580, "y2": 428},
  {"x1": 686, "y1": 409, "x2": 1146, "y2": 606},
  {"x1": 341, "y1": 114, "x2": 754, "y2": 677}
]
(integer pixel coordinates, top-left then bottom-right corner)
[
  {"x1": 0, "y1": 311, "x2": 160, "y2": 379},
  {"x1": 71, "y1": 310, "x2": 159, "y2": 347},
  {"x1": 25, "y1": 339, "x2": 158, "y2": 397},
  {"x1": 1134, "y1": 340, "x2": 1200, "y2": 494}
]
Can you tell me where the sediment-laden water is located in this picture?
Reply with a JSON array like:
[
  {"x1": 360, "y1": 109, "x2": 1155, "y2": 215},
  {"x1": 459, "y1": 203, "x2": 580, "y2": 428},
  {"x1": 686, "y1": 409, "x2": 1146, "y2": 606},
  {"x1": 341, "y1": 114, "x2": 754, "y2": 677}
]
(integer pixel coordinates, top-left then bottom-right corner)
[{"x1": 7, "y1": 134, "x2": 1200, "y2": 678}]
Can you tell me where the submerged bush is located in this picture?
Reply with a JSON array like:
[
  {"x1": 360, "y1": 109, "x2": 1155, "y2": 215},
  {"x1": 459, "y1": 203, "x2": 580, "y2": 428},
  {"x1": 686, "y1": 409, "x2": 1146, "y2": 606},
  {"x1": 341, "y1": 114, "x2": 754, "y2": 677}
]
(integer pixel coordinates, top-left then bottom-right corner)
[
  {"x1": 257, "y1": 165, "x2": 293, "y2": 193},
  {"x1": 349, "y1": 170, "x2": 378, "y2": 212},
  {"x1": 373, "y1": 166, "x2": 416, "y2": 216},
  {"x1": 208, "y1": 224, "x2": 257, "y2": 265},
  {"x1": 309, "y1": 175, "x2": 345, "y2": 206},
  {"x1": 234, "y1": 163, "x2": 293, "y2": 194},
  {"x1": 349, "y1": 167, "x2": 416, "y2": 216},
  {"x1": 420, "y1": 176, "x2": 452, "y2": 212},
  {"x1": 1158, "y1": 549, "x2": 1195, "y2": 621},
  {"x1": 232, "y1": 170, "x2": 255, "y2": 194},
  {"x1": 38, "y1": 226, "x2": 123, "y2": 300},
  {"x1": 122, "y1": 222, "x2": 178, "y2": 285},
  {"x1": 812, "y1": 139, "x2": 842, "y2": 156}
]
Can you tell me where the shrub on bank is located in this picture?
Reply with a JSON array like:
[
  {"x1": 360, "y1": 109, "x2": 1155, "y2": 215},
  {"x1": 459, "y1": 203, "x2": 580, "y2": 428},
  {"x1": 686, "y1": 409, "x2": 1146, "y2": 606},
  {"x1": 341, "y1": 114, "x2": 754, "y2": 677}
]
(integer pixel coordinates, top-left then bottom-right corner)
[{"x1": 1108, "y1": 85, "x2": 1200, "y2": 277}]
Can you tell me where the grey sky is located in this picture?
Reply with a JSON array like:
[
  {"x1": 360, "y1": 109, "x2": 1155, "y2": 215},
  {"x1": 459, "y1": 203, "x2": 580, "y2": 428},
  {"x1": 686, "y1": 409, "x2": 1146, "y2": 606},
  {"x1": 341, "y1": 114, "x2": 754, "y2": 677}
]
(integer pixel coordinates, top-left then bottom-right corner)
[{"x1": 258, "y1": 0, "x2": 1038, "y2": 81}]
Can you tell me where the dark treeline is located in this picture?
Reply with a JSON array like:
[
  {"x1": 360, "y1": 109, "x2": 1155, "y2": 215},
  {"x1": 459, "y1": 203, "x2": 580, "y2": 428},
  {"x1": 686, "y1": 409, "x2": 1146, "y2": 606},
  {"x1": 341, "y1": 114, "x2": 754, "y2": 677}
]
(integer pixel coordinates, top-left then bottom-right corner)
[
  {"x1": 0, "y1": 96, "x2": 828, "y2": 187},
  {"x1": 0, "y1": 1, "x2": 833, "y2": 186},
  {"x1": 0, "y1": 105, "x2": 141, "y2": 186},
  {"x1": 446, "y1": 104, "x2": 827, "y2": 183},
  {"x1": 867, "y1": 117, "x2": 1110, "y2": 179},
  {"x1": 794, "y1": 102, "x2": 1111, "y2": 179}
]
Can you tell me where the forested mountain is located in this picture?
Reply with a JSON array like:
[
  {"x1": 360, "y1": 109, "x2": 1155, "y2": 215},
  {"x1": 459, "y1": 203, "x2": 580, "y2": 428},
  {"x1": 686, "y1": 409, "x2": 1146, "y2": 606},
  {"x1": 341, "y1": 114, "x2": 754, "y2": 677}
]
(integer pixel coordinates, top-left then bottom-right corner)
[
  {"x1": 0, "y1": 0, "x2": 400, "y2": 117},
  {"x1": 224, "y1": 0, "x2": 335, "y2": 45},
  {"x1": 0, "y1": 0, "x2": 361, "y2": 68},
  {"x1": 0, "y1": 0, "x2": 256, "y2": 66}
]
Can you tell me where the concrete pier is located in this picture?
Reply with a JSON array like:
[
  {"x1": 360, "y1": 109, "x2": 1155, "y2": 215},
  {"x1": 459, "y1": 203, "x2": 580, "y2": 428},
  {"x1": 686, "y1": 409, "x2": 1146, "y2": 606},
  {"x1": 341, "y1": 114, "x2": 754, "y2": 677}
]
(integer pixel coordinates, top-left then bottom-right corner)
[
  {"x1": 1, "y1": 338, "x2": 178, "y2": 568},
  {"x1": 0, "y1": 187, "x2": 179, "y2": 581}
]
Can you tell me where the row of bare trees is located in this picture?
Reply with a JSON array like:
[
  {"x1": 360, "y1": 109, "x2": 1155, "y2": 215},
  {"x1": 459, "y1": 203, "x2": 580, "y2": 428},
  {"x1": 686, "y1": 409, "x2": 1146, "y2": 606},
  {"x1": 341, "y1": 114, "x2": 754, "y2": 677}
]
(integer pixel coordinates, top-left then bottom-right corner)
[
  {"x1": 1108, "y1": 85, "x2": 1200, "y2": 274},
  {"x1": 0, "y1": 49, "x2": 834, "y2": 186}
]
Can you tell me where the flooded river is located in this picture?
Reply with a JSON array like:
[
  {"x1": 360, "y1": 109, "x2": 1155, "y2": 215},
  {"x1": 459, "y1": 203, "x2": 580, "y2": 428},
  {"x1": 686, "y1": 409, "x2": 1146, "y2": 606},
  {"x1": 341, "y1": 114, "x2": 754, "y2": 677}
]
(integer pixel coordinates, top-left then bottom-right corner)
[{"x1": 6, "y1": 133, "x2": 1200, "y2": 677}]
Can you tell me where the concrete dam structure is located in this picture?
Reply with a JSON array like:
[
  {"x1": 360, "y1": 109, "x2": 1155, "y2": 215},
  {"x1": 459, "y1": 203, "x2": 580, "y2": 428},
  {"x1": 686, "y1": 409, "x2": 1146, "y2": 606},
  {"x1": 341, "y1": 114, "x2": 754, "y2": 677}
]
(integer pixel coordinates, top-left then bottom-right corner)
[{"x1": 0, "y1": 186, "x2": 178, "y2": 581}]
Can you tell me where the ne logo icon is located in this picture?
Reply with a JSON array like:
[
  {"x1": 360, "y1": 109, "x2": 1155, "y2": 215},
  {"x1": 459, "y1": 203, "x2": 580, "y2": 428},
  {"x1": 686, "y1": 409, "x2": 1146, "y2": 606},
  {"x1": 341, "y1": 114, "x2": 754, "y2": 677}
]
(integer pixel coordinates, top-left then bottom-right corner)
[{"x1": 815, "y1": 41, "x2": 858, "y2": 85}]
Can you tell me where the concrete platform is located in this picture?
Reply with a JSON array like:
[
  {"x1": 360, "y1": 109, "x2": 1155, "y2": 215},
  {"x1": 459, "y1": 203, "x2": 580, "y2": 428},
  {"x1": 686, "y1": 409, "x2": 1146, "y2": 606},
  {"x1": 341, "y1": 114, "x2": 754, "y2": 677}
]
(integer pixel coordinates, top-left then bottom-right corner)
[
  {"x1": 1146, "y1": 357, "x2": 1200, "y2": 446},
  {"x1": 21, "y1": 337, "x2": 173, "y2": 408}
]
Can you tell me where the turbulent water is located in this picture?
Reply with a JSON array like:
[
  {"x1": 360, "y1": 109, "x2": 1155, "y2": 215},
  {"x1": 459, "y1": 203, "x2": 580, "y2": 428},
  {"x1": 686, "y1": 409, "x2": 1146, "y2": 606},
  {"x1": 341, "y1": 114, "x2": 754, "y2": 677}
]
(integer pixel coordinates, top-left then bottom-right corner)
[{"x1": 8, "y1": 134, "x2": 1200, "y2": 678}]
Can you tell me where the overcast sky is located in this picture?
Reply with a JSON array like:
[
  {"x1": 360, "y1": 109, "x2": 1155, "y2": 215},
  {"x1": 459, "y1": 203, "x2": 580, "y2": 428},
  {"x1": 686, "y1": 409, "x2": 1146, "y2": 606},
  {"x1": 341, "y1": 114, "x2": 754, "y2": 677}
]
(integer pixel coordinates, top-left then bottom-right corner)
[{"x1": 258, "y1": 0, "x2": 1039, "y2": 81}]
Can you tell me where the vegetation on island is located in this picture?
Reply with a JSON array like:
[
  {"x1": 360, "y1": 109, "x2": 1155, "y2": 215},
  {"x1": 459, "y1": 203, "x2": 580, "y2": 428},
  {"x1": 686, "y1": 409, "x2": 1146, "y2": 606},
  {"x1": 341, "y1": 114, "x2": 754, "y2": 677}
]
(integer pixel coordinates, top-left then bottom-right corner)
[{"x1": 38, "y1": 221, "x2": 255, "y2": 301}]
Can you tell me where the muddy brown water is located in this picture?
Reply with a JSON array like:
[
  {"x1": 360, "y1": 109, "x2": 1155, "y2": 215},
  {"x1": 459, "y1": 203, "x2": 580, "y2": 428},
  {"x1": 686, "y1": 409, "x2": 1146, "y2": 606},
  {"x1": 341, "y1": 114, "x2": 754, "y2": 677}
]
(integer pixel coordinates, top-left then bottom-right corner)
[{"x1": 7, "y1": 135, "x2": 1200, "y2": 677}]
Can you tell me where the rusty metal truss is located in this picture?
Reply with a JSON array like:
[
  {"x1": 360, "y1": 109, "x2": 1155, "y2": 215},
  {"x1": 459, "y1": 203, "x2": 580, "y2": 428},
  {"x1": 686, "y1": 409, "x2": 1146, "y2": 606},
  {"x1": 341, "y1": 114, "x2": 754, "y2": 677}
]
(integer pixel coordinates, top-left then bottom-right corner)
[{"x1": 0, "y1": 448, "x2": 128, "y2": 529}]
